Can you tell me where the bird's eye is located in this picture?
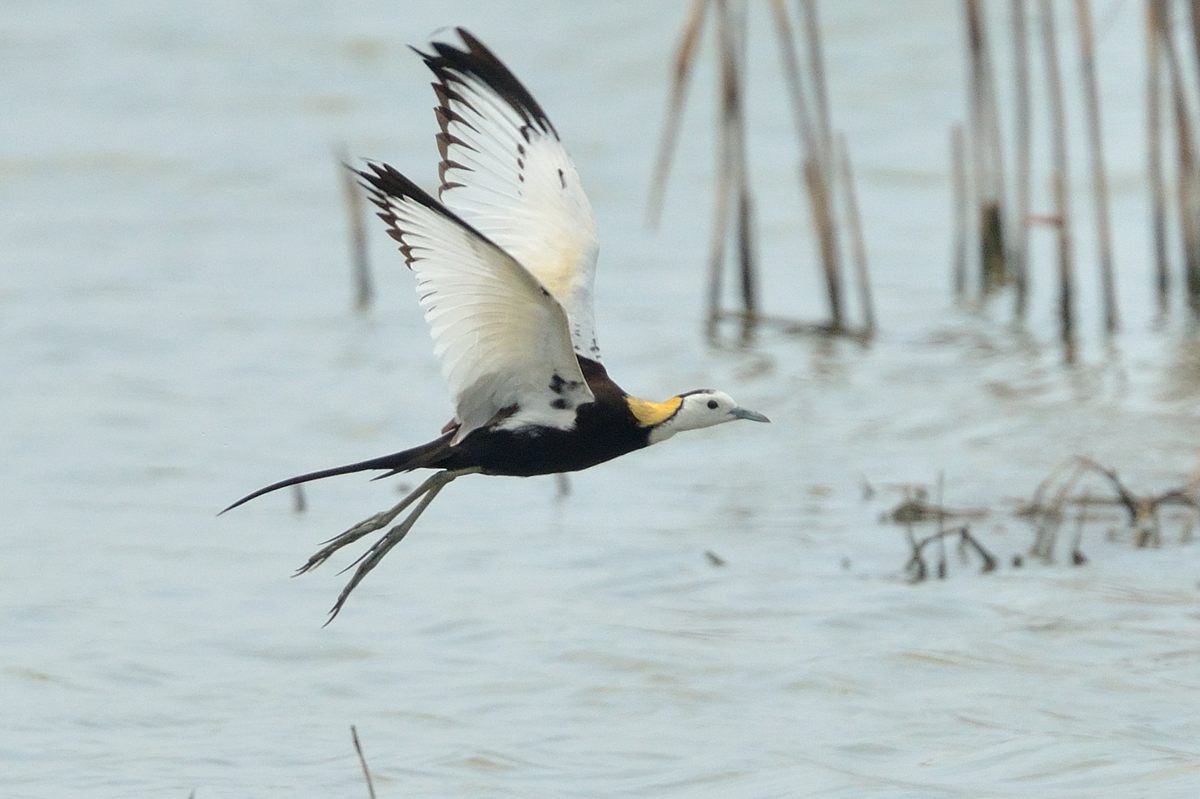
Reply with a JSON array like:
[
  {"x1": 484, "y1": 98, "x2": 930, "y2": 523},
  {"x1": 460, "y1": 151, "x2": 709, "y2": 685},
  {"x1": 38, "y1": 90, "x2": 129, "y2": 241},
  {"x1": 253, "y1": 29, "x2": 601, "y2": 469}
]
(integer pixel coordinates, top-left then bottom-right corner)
[{"x1": 707, "y1": 400, "x2": 719, "y2": 410}]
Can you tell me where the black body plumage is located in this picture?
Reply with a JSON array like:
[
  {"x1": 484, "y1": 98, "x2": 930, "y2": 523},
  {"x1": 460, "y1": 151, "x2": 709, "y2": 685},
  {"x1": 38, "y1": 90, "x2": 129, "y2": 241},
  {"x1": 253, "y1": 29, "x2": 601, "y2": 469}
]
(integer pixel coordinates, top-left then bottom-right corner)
[{"x1": 221, "y1": 357, "x2": 650, "y2": 514}]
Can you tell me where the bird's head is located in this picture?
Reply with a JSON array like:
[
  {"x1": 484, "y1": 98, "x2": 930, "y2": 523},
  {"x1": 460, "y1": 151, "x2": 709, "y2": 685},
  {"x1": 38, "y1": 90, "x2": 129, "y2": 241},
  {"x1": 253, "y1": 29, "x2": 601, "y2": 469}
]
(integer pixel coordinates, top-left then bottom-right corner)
[{"x1": 647, "y1": 389, "x2": 769, "y2": 444}]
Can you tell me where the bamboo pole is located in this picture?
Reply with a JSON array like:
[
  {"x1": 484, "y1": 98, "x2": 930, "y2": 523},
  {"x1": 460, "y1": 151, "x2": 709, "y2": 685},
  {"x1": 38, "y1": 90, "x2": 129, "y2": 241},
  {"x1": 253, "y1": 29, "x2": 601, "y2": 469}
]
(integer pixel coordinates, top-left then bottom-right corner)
[
  {"x1": 1148, "y1": 0, "x2": 1170, "y2": 307},
  {"x1": 805, "y1": 158, "x2": 843, "y2": 329},
  {"x1": 1011, "y1": 0, "x2": 1032, "y2": 317},
  {"x1": 799, "y1": 0, "x2": 835, "y2": 173},
  {"x1": 977, "y1": 6, "x2": 1009, "y2": 213},
  {"x1": 1184, "y1": 2, "x2": 1200, "y2": 303},
  {"x1": 837, "y1": 133, "x2": 875, "y2": 333},
  {"x1": 965, "y1": 0, "x2": 1009, "y2": 291},
  {"x1": 1156, "y1": 0, "x2": 1200, "y2": 305},
  {"x1": 706, "y1": 0, "x2": 736, "y2": 334},
  {"x1": 646, "y1": 0, "x2": 709, "y2": 228},
  {"x1": 965, "y1": 0, "x2": 985, "y2": 284},
  {"x1": 1075, "y1": 0, "x2": 1119, "y2": 333},
  {"x1": 350, "y1": 726, "x2": 377, "y2": 799},
  {"x1": 1041, "y1": 0, "x2": 1075, "y2": 343},
  {"x1": 735, "y1": 185, "x2": 759, "y2": 341},
  {"x1": 336, "y1": 143, "x2": 373, "y2": 312},
  {"x1": 770, "y1": 0, "x2": 818, "y2": 161},
  {"x1": 952, "y1": 125, "x2": 969, "y2": 297},
  {"x1": 292, "y1": 484, "x2": 306, "y2": 514},
  {"x1": 1192, "y1": 0, "x2": 1200, "y2": 82},
  {"x1": 729, "y1": 2, "x2": 758, "y2": 324},
  {"x1": 798, "y1": 0, "x2": 844, "y2": 329}
]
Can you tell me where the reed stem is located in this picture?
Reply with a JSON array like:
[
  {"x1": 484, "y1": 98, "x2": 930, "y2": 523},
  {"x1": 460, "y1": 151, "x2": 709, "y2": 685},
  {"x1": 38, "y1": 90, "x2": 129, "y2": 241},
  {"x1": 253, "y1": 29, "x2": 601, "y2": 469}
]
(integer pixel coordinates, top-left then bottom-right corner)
[
  {"x1": 1148, "y1": 0, "x2": 1170, "y2": 308},
  {"x1": 838, "y1": 133, "x2": 875, "y2": 333},
  {"x1": 805, "y1": 157, "x2": 844, "y2": 329},
  {"x1": 647, "y1": 0, "x2": 709, "y2": 229},
  {"x1": 1075, "y1": 0, "x2": 1119, "y2": 333},
  {"x1": 337, "y1": 142, "x2": 373, "y2": 312},
  {"x1": 1040, "y1": 0, "x2": 1075, "y2": 343},
  {"x1": 952, "y1": 125, "x2": 969, "y2": 297},
  {"x1": 965, "y1": 0, "x2": 1009, "y2": 291},
  {"x1": 1011, "y1": 0, "x2": 1032, "y2": 317}
]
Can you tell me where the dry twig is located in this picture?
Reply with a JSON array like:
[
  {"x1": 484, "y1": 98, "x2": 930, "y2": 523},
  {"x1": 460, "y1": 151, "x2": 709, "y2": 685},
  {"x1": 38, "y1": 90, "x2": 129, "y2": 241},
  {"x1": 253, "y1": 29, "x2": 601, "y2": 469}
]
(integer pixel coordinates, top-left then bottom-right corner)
[{"x1": 351, "y1": 725, "x2": 377, "y2": 799}]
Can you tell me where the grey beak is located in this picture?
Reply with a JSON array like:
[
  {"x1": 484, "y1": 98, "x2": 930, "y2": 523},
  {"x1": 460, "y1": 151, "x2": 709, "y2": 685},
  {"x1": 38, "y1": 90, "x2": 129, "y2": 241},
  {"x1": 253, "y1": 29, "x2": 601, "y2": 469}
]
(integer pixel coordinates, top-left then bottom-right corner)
[{"x1": 730, "y1": 407, "x2": 770, "y2": 423}]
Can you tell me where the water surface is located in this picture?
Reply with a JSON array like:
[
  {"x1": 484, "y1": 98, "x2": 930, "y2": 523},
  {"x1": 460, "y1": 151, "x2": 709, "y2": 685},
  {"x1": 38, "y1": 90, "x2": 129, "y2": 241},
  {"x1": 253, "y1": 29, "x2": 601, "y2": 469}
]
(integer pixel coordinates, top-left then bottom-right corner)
[{"x1": 4, "y1": 2, "x2": 1200, "y2": 796}]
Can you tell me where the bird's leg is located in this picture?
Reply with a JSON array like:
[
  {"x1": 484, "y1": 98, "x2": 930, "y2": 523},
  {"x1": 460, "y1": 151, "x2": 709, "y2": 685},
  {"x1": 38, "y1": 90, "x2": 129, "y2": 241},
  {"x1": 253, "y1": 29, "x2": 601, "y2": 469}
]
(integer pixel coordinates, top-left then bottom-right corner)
[
  {"x1": 295, "y1": 471, "x2": 445, "y2": 576},
  {"x1": 297, "y1": 466, "x2": 481, "y2": 624},
  {"x1": 322, "y1": 478, "x2": 446, "y2": 623}
]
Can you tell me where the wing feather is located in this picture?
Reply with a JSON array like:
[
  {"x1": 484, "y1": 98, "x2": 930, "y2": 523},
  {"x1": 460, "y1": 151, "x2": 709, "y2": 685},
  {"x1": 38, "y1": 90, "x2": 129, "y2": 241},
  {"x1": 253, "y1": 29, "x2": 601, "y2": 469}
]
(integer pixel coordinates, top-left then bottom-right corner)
[
  {"x1": 357, "y1": 161, "x2": 593, "y2": 443},
  {"x1": 416, "y1": 28, "x2": 603, "y2": 361}
]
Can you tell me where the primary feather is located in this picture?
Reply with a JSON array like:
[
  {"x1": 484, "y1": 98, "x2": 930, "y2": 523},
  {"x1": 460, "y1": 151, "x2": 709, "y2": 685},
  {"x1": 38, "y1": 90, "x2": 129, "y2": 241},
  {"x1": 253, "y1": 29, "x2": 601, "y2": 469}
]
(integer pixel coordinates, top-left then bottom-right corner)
[
  {"x1": 358, "y1": 162, "x2": 593, "y2": 444},
  {"x1": 418, "y1": 28, "x2": 603, "y2": 362}
]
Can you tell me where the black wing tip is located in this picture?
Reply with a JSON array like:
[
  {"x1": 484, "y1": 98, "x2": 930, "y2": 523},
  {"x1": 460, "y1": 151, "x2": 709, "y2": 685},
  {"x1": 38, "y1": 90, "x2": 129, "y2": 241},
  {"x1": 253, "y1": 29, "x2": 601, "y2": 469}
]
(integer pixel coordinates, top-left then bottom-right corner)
[
  {"x1": 418, "y1": 27, "x2": 557, "y2": 139},
  {"x1": 407, "y1": 42, "x2": 433, "y2": 61},
  {"x1": 354, "y1": 157, "x2": 505, "y2": 263},
  {"x1": 355, "y1": 160, "x2": 445, "y2": 217},
  {"x1": 453, "y1": 27, "x2": 485, "y2": 50}
]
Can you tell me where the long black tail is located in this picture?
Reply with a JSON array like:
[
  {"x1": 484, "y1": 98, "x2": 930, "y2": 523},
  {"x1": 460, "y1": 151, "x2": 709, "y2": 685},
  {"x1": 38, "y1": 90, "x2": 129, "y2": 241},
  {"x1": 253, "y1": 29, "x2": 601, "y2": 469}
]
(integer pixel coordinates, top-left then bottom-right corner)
[{"x1": 220, "y1": 431, "x2": 455, "y2": 515}]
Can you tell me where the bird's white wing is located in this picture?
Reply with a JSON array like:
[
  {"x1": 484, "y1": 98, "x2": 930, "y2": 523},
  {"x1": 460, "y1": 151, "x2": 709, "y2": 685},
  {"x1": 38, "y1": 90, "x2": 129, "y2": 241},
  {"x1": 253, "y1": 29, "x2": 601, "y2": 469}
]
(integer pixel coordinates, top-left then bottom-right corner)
[
  {"x1": 358, "y1": 162, "x2": 594, "y2": 443},
  {"x1": 418, "y1": 28, "x2": 603, "y2": 362}
]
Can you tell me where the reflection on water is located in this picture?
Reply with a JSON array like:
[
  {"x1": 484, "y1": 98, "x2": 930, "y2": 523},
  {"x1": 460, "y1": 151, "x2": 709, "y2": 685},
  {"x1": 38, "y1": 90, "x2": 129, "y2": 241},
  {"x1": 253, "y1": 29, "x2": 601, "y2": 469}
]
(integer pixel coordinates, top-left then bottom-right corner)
[
  {"x1": 1162, "y1": 327, "x2": 1200, "y2": 402},
  {"x1": 4, "y1": 1, "x2": 1200, "y2": 796}
]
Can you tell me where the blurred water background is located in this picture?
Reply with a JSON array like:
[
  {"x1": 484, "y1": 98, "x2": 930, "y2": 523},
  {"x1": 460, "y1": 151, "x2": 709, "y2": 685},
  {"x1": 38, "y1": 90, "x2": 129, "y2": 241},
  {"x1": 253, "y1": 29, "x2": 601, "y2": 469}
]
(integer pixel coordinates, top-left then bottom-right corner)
[{"x1": 4, "y1": 1, "x2": 1200, "y2": 796}]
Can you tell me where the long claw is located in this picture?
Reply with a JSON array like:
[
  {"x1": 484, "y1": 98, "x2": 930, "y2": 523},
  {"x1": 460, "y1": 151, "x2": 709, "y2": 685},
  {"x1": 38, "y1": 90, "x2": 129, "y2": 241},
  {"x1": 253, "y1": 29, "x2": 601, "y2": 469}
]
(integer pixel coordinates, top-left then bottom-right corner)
[
  {"x1": 323, "y1": 481, "x2": 447, "y2": 623},
  {"x1": 294, "y1": 466, "x2": 481, "y2": 624},
  {"x1": 294, "y1": 472, "x2": 445, "y2": 575}
]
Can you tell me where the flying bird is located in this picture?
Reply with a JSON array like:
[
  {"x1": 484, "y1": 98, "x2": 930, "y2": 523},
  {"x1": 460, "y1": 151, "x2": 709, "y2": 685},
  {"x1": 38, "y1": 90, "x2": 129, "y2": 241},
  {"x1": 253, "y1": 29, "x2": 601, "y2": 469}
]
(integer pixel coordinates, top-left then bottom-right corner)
[{"x1": 223, "y1": 28, "x2": 769, "y2": 621}]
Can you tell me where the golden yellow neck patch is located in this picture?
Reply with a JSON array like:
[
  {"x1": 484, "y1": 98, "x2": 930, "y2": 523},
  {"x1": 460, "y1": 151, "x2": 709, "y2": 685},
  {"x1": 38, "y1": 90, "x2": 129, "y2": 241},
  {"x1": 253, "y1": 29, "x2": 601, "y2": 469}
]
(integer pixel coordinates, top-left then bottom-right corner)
[{"x1": 625, "y1": 395, "x2": 683, "y2": 427}]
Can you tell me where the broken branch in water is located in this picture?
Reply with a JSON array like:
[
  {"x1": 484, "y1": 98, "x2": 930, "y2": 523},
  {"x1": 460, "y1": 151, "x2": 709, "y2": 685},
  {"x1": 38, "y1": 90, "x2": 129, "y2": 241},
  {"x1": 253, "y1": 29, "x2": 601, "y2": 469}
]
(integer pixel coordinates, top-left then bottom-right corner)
[
  {"x1": 351, "y1": 726, "x2": 377, "y2": 799},
  {"x1": 905, "y1": 525, "x2": 998, "y2": 583}
]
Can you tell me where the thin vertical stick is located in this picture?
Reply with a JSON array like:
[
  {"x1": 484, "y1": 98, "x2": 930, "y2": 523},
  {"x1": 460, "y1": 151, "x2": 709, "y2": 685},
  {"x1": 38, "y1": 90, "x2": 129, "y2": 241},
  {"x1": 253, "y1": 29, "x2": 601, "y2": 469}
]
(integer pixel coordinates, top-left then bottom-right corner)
[
  {"x1": 775, "y1": 0, "x2": 842, "y2": 329},
  {"x1": 1041, "y1": 0, "x2": 1075, "y2": 343},
  {"x1": 1157, "y1": 0, "x2": 1200, "y2": 305},
  {"x1": 730, "y1": 2, "x2": 758, "y2": 323},
  {"x1": 837, "y1": 132, "x2": 875, "y2": 333},
  {"x1": 555, "y1": 473, "x2": 571, "y2": 499},
  {"x1": 771, "y1": 0, "x2": 818, "y2": 161},
  {"x1": 647, "y1": 0, "x2": 710, "y2": 228},
  {"x1": 291, "y1": 484, "x2": 306, "y2": 514},
  {"x1": 936, "y1": 472, "x2": 948, "y2": 579},
  {"x1": 1076, "y1": 0, "x2": 1119, "y2": 333},
  {"x1": 952, "y1": 125, "x2": 969, "y2": 297},
  {"x1": 1148, "y1": 0, "x2": 1170, "y2": 307},
  {"x1": 337, "y1": 143, "x2": 373, "y2": 312},
  {"x1": 1011, "y1": 0, "x2": 1033, "y2": 317},
  {"x1": 1192, "y1": 0, "x2": 1200, "y2": 81},
  {"x1": 736, "y1": 185, "x2": 758, "y2": 328},
  {"x1": 350, "y1": 726, "x2": 377, "y2": 799},
  {"x1": 805, "y1": 158, "x2": 843, "y2": 329},
  {"x1": 977, "y1": 6, "x2": 1009, "y2": 215},
  {"x1": 965, "y1": 0, "x2": 1009, "y2": 291},
  {"x1": 705, "y1": 168, "x2": 732, "y2": 337},
  {"x1": 798, "y1": 0, "x2": 844, "y2": 329},
  {"x1": 965, "y1": 0, "x2": 985, "y2": 288},
  {"x1": 799, "y1": 0, "x2": 835, "y2": 172},
  {"x1": 707, "y1": 0, "x2": 736, "y2": 334}
]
